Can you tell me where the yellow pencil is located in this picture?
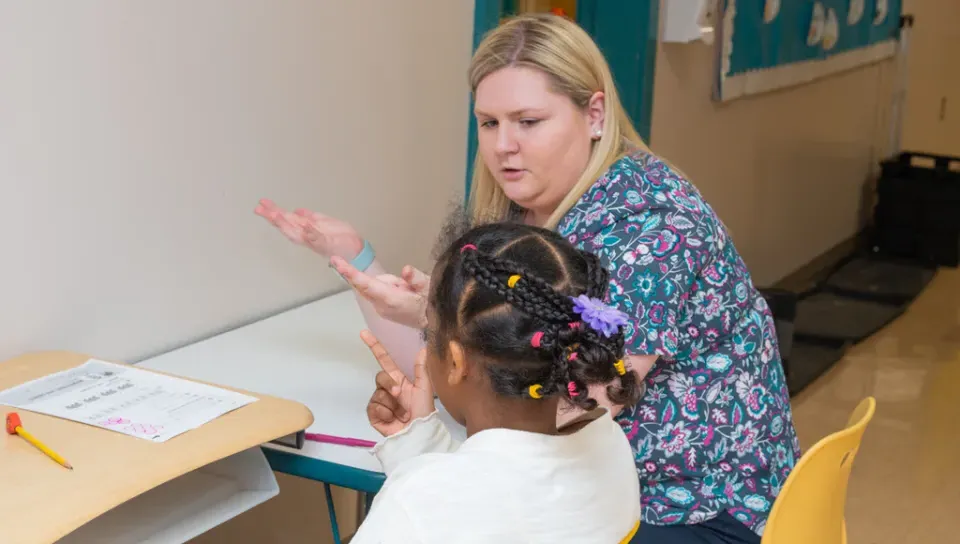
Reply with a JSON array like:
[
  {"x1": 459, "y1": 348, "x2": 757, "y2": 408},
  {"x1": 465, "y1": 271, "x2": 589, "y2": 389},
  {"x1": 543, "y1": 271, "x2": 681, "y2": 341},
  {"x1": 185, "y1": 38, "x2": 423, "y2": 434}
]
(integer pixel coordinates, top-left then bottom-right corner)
[{"x1": 5, "y1": 412, "x2": 73, "y2": 470}]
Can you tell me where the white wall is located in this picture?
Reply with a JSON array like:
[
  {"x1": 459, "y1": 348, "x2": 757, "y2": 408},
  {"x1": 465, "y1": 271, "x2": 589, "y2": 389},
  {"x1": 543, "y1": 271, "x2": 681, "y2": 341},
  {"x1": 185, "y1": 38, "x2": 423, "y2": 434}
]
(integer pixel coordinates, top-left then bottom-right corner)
[{"x1": 0, "y1": 1, "x2": 473, "y2": 363}]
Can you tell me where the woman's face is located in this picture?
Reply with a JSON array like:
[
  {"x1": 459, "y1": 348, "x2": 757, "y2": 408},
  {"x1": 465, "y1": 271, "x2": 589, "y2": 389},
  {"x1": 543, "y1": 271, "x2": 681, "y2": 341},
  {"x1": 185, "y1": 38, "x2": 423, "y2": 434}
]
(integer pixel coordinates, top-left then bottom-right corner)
[{"x1": 474, "y1": 66, "x2": 604, "y2": 221}]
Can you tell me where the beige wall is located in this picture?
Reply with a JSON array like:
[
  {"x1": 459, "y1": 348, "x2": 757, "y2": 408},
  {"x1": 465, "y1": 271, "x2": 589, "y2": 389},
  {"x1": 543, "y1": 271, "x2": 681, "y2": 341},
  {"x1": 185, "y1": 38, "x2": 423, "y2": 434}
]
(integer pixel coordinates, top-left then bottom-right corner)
[
  {"x1": 650, "y1": 0, "x2": 960, "y2": 286},
  {"x1": 900, "y1": 0, "x2": 960, "y2": 157},
  {"x1": 650, "y1": 35, "x2": 895, "y2": 286}
]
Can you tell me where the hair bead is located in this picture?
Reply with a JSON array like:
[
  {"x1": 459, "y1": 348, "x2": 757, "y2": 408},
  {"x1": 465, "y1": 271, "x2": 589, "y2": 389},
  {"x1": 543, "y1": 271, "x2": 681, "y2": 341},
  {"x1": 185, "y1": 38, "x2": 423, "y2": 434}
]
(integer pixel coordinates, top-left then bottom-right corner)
[
  {"x1": 531, "y1": 331, "x2": 544, "y2": 348},
  {"x1": 460, "y1": 244, "x2": 478, "y2": 253},
  {"x1": 568, "y1": 352, "x2": 578, "y2": 361},
  {"x1": 528, "y1": 384, "x2": 543, "y2": 399},
  {"x1": 614, "y1": 359, "x2": 626, "y2": 376},
  {"x1": 567, "y1": 381, "x2": 579, "y2": 397},
  {"x1": 507, "y1": 274, "x2": 521, "y2": 288}
]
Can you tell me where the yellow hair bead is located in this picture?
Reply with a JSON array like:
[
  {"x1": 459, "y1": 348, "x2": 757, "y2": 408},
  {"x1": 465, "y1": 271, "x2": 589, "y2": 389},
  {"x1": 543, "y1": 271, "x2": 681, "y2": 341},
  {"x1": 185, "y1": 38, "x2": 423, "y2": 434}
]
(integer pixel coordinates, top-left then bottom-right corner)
[
  {"x1": 614, "y1": 360, "x2": 626, "y2": 376},
  {"x1": 528, "y1": 384, "x2": 543, "y2": 399},
  {"x1": 507, "y1": 274, "x2": 522, "y2": 288}
]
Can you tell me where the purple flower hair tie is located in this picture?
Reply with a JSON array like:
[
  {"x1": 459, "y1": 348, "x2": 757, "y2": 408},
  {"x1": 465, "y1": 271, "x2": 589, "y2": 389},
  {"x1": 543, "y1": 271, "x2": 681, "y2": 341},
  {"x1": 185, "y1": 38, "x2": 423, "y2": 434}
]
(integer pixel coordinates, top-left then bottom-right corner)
[{"x1": 570, "y1": 295, "x2": 629, "y2": 338}]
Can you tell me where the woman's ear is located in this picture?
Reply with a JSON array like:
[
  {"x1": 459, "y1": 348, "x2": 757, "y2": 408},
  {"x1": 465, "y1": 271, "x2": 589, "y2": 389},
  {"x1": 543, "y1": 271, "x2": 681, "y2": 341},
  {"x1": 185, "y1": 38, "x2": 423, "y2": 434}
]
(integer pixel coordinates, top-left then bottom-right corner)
[
  {"x1": 586, "y1": 91, "x2": 606, "y2": 138},
  {"x1": 447, "y1": 341, "x2": 469, "y2": 386}
]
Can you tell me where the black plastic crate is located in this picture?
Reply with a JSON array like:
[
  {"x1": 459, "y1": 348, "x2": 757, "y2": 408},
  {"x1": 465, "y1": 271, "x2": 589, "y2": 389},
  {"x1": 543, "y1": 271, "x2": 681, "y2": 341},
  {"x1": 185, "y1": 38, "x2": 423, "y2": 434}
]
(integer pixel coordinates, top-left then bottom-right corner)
[{"x1": 873, "y1": 151, "x2": 960, "y2": 267}]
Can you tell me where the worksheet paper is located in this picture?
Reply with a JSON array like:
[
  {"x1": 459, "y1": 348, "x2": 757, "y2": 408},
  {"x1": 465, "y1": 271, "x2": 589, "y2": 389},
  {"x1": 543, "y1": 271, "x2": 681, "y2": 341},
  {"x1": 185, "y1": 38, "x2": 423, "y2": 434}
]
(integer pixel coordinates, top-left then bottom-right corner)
[{"x1": 0, "y1": 359, "x2": 257, "y2": 442}]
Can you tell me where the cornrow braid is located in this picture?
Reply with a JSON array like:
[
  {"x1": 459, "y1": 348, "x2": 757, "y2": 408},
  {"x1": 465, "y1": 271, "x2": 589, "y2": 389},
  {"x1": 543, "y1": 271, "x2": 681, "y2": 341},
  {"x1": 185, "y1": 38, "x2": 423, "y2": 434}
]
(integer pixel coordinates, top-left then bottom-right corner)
[
  {"x1": 461, "y1": 249, "x2": 577, "y2": 324},
  {"x1": 427, "y1": 224, "x2": 643, "y2": 413},
  {"x1": 584, "y1": 252, "x2": 608, "y2": 300}
]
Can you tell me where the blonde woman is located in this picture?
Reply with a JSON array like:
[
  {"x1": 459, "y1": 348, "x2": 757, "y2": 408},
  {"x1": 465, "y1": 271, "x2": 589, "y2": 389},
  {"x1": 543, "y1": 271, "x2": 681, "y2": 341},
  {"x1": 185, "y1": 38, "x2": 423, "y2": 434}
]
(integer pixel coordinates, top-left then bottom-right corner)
[{"x1": 257, "y1": 13, "x2": 798, "y2": 543}]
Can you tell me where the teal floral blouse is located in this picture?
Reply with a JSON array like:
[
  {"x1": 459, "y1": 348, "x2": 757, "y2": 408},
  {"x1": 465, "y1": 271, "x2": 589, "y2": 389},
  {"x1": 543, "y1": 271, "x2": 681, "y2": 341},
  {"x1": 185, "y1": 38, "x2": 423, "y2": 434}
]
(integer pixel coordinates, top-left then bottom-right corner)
[{"x1": 557, "y1": 150, "x2": 801, "y2": 536}]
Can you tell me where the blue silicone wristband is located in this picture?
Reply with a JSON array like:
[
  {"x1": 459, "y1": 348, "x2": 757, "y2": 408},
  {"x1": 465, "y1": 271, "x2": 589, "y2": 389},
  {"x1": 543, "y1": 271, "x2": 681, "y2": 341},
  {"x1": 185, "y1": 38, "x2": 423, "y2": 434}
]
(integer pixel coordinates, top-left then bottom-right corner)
[{"x1": 350, "y1": 239, "x2": 376, "y2": 272}]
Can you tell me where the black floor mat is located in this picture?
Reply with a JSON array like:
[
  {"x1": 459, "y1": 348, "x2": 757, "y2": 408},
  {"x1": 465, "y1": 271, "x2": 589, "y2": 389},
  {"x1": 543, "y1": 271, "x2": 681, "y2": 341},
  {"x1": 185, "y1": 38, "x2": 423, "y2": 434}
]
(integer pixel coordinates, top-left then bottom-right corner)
[
  {"x1": 823, "y1": 257, "x2": 936, "y2": 304},
  {"x1": 767, "y1": 252, "x2": 938, "y2": 396},
  {"x1": 793, "y1": 292, "x2": 905, "y2": 344},
  {"x1": 786, "y1": 341, "x2": 847, "y2": 396}
]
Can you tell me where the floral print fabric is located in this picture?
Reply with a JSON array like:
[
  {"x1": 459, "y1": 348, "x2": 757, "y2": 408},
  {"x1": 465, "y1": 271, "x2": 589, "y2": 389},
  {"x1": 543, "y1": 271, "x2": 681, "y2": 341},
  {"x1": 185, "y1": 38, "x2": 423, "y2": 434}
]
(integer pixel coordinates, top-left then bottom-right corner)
[{"x1": 557, "y1": 151, "x2": 801, "y2": 536}]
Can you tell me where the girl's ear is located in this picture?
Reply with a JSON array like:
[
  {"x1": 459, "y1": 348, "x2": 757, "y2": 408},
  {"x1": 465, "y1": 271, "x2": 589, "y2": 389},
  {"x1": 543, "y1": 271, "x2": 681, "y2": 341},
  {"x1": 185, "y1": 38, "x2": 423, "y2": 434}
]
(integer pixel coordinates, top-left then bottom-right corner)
[{"x1": 447, "y1": 341, "x2": 469, "y2": 385}]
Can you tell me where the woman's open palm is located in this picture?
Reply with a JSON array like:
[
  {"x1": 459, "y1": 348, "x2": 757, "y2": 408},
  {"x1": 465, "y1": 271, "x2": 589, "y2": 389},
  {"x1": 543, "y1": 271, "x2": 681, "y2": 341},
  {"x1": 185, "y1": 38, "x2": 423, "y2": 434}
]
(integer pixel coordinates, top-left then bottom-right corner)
[
  {"x1": 335, "y1": 260, "x2": 431, "y2": 329},
  {"x1": 362, "y1": 330, "x2": 435, "y2": 437},
  {"x1": 254, "y1": 198, "x2": 364, "y2": 260}
]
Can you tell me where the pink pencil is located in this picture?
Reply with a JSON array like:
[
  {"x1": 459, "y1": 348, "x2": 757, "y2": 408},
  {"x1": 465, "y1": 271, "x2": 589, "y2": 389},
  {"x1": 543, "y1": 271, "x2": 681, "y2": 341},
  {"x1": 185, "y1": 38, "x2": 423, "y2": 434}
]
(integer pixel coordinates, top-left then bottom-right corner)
[{"x1": 305, "y1": 432, "x2": 377, "y2": 448}]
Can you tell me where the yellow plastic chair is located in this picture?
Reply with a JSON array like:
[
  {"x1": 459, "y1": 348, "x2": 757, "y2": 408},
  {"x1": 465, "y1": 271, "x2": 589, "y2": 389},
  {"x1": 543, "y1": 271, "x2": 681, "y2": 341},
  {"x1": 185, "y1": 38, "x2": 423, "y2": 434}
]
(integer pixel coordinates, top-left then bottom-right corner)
[
  {"x1": 762, "y1": 396, "x2": 876, "y2": 544},
  {"x1": 617, "y1": 519, "x2": 639, "y2": 543}
]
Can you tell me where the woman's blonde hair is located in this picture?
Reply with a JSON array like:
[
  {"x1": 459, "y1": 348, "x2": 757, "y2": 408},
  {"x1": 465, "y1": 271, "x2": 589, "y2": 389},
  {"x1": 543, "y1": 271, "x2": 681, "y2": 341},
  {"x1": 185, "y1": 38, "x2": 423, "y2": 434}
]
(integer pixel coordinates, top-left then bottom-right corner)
[{"x1": 467, "y1": 13, "x2": 651, "y2": 229}]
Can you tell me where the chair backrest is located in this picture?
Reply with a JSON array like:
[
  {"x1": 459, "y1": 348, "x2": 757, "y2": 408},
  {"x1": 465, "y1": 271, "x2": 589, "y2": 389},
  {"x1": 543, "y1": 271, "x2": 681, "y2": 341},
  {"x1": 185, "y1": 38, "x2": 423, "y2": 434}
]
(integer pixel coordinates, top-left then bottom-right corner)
[
  {"x1": 618, "y1": 520, "x2": 639, "y2": 544},
  {"x1": 761, "y1": 397, "x2": 876, "y2": 544}
]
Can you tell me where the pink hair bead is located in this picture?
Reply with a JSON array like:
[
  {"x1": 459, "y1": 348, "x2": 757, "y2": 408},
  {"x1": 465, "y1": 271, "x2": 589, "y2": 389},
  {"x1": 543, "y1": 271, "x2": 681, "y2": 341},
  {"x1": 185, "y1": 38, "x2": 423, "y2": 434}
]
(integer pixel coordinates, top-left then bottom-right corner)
[
  {"x1": 567, "y1": 381, "x2": 579, "y2": 396},
  {"x1": 460, "y1": 244, "x2": 477, "y2": 253},
  {"x1": 568, "y1": 352, "x2": 578, "y2": 361},
  {"x1": 531, "y1": 331, "x2": 544, "y2": 348}
]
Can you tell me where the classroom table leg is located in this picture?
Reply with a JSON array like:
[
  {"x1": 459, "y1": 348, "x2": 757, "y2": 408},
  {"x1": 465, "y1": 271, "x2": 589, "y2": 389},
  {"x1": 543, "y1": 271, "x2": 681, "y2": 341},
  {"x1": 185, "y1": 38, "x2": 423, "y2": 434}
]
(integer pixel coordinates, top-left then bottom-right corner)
[
  {"x1": 355, "y1": 492, "x2": 365, "y2": 525},
  {"x1": 324, "y1": 483, "x2": 342, "y2": 544},
  {"x1": 355, "y1": 490, "x2": 376, "y2": 525}
]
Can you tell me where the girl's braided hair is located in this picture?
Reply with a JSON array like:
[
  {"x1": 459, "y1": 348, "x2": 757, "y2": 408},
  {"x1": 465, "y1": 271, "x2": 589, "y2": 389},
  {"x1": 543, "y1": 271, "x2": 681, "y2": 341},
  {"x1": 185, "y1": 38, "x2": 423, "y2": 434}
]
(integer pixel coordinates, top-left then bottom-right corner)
[{"x1": 428, "y1": 221, "x2": 642, "y2": 411}]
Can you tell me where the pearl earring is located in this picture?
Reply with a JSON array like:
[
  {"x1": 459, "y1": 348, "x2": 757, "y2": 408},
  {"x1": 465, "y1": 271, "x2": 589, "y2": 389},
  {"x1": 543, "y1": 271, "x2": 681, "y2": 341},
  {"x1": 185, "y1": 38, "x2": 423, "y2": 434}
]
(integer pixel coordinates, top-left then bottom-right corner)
[{"x1": 593, "y1": 129, "x2": 603, "y2": 139}]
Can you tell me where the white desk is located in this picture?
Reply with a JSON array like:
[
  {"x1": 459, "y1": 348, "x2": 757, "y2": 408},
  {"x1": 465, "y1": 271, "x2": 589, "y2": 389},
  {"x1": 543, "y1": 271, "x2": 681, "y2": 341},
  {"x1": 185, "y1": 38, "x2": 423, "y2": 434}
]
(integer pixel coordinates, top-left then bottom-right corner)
[{"x1": 139, "y1": 289, "x2": 465, "y2": 540}]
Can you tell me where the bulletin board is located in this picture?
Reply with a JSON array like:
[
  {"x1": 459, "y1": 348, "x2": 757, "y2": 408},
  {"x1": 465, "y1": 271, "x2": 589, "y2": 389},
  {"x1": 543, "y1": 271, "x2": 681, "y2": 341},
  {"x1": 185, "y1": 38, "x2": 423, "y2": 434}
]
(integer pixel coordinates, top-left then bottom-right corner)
[{"x1": 716, "y1": 0, "x2": 903, "y2": 102}]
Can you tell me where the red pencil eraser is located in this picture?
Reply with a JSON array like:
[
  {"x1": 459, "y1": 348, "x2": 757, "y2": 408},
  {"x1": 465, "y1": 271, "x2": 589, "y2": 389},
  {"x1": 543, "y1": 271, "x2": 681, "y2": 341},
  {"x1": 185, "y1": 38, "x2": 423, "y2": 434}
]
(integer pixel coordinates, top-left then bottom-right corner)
[{"x1": 5, "y1": 412, "x2": 22, "y2": 434}]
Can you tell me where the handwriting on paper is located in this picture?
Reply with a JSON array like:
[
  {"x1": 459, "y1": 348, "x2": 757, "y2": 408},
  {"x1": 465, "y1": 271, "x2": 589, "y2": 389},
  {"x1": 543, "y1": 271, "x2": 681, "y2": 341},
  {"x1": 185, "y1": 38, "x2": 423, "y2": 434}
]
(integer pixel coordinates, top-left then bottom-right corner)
[
  {"x1": 0, "y1": 359, "x2": 258, "y2": 443},
  {"x1": 99, "y1": 417, "x2": 130, "y2": 426}
]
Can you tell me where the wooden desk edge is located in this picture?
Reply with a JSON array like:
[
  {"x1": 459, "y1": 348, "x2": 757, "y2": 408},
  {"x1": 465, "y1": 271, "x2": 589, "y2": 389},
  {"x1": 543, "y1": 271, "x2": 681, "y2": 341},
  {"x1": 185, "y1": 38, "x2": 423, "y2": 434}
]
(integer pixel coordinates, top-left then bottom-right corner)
[{"x1": 1, "y1": 350, "x2": 315, "y2": 544}]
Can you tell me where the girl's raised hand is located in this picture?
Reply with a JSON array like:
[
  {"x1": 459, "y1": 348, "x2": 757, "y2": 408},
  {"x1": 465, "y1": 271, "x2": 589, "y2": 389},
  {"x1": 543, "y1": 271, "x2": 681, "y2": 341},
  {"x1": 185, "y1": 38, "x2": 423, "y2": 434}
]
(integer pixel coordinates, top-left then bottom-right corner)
[
  {"x1": 361, "y1": 330, "x2": 435, "y2": 437},
  {"x1": 254, "y1": 198, "x2": 365, "y2": 260}
]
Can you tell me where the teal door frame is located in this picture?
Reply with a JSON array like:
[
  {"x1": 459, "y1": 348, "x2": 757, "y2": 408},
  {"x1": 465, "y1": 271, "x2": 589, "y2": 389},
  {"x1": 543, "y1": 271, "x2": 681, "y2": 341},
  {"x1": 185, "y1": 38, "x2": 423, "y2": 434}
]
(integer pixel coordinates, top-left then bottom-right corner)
[{"x1": 464, "y1": 0, "x2": 660, "y2": 197}]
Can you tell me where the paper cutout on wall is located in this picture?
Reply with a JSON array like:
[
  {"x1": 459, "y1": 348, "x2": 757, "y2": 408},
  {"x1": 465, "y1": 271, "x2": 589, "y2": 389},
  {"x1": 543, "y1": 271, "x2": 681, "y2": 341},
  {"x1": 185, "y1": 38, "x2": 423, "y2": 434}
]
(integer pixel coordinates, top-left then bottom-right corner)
[
  {"x1": 848, "y1": 0, "x2": 865, "y2": 25},
  {"x1": 874, "y1": 0, "x2": 888, "y2": 25},
  {"x1": 822, "y1": 8, "x2": 839, "y2": 51},
  {"x1": 807, "y1": 3, "x2": 826, "y2": 46},
  {"x1": 763, "y1": 0, "x2": 780, "y2": 23},
  {"x1": 715, "y1": 0, "x2": 903, "y2": 102}
]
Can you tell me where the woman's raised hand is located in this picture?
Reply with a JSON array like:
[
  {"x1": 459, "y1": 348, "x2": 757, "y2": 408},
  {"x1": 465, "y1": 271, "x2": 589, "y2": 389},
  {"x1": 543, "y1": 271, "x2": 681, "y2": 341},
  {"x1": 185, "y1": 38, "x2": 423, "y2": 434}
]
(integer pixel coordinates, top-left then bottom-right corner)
[
  {"x1": 254, "y1": 198, "x2": 365, "y2": 260},
  {"x1": 333, "y1": 259, "x2": 431, "y2": 329},
  {"x1": 257, "y1": 198, "x2": 432, "y2": 329},
  {"x1": 362, "y1": 331, "x2": 435, "y2": 437}
]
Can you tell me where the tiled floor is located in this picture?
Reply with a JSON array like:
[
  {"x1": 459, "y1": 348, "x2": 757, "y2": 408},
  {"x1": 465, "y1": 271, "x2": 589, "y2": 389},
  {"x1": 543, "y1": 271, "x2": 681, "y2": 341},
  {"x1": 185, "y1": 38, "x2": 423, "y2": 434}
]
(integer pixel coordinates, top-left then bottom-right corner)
[{"x1": 789, "y1": 267, "x2": 960, "y2": 543}]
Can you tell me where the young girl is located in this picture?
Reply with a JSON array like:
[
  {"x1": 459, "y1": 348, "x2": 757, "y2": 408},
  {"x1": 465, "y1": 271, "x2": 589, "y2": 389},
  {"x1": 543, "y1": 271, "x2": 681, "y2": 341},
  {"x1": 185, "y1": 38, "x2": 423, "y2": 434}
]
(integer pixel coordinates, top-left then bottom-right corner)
[{"x1": 350, "y1": 223, "x2": 644, "y2": 543}]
